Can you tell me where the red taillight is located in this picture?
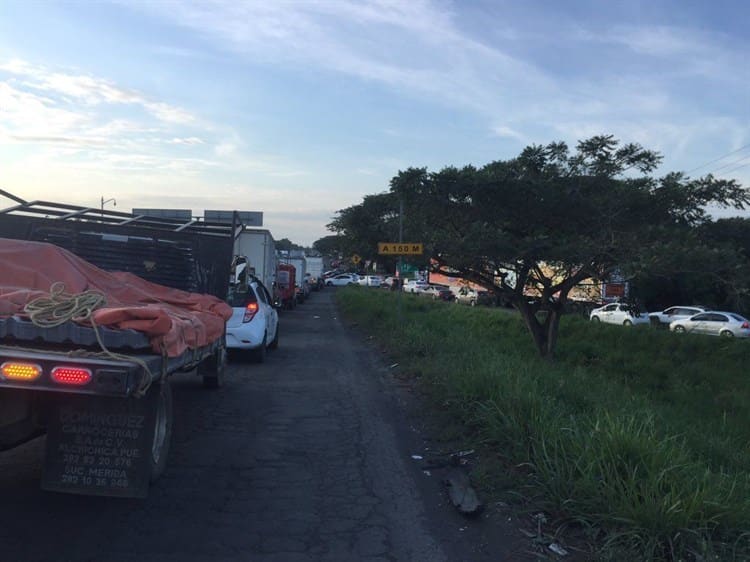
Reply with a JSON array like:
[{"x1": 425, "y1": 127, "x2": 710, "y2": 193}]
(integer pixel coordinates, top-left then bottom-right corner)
[
  {"x1": 51, "y1": 366, "x2": 92, "y2": 386},
  {"x1": 243, "y1": 302, "x2": 259, "y2": 323},
  {"x1": 0, "y1": 362, "x2": 42, "y2": 381},
  {"x1": 742, "y1": 322, "x2": 750, "y2": 329}
]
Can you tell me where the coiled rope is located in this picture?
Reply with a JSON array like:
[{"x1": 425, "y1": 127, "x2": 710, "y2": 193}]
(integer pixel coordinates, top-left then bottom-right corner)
[{"x1": 23, "y1": 282, "x2": 155, "y2": 396}]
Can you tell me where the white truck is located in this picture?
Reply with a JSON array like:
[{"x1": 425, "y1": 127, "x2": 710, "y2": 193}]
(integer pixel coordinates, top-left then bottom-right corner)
[
  {"x1": 233, "y1": 228, "x2": 277, "y2": 291},
  {"x1": 305, "y1": 256, "x2": 324, "y2": 290},
  {"x1": 284, "y1": 255, "x2": 309, "y2": 302}
]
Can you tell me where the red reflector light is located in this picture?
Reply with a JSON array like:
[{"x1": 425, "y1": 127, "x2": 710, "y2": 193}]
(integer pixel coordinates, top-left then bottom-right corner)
[
  {"x1": 1, "y1": 362, "x2": 42, "y2": 381},
  {"x1": 243, "y1": 302, "x2": 259, "y2": 323},
  {"x1": 51, "y1": 366, "x2": 92, "y2": 386}
]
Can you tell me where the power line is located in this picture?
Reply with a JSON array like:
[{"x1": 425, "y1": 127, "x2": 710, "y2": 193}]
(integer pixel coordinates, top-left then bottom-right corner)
[
  {"x1": 718, "y1": 161, "x2": 750, "y2": 177},
  {"x1": 685, "y1": 143, "x2": 750, "y2": 174},
  {"x1": 710, "y1": 153, "x2": 750, "y2": 175}
]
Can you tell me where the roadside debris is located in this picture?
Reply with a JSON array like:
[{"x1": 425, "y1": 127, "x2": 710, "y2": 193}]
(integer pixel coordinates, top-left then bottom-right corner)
[
  {"x1": 389, "y1": 363, "x2": 399, "y2": 369},
  {"x1": 444, "y1": 468, "x2": 484, "y2": 516},
  {"x1": 411, "y1": 454, "x2": 423, "y2": 460},
  {"x1": 520, "y1": 513, "x2": 569, "y2": 557},
  {"x1": 420, "y1": 448, "x2": 476, "y2": 470}
]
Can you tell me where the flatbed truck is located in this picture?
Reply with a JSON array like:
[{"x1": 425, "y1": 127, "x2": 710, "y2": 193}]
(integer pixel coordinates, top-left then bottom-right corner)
[{"x1": 0, "y1": 190, "x2": 241, "y2": 497}]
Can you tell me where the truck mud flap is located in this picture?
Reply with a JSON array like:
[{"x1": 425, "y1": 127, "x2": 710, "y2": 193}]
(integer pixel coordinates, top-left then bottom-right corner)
[{"x1": 41, "y1": 391, "x2": 160, "y2": 498}]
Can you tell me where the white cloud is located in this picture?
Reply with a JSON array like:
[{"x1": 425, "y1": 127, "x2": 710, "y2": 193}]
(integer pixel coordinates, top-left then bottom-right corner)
[
  {"x1": 0, "y1": 82, "x2": 90, "y2": 139},
  {"x1": 131, "y1": 1, "x2": 747, "y2": 164},
  {"x1": 491, "y1": 125, "x2": 526, "y2": 144},
  {"x1": 1, "y1": 59, "x2": 195, "y2": 123},
  {"x1": 168, "y1": 136, "x2": 204, "y2": 145},
  {"x1": 214, "y1": 142, "x2": 237, "y2": 157},
  {"x1": 132, "y1": 0, "x2": 551, "y2": 118}
]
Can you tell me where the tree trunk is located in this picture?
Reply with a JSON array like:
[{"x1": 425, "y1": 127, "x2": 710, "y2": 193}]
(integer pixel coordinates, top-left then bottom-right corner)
[
  {"x1": 543, "y1": 308, "x2": 562, "y2": 358},
  {"x1": 516, "y1": 298, "x2": 563, "y2": 360},
  {"x1": 517, "y1": 302, "x2": 552, "y2": 360}
]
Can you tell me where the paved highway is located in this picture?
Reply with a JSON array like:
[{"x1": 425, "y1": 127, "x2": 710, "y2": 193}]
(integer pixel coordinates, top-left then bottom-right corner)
[{"x1": 0, "y1": 289, "x2": 526, "y2": 561}]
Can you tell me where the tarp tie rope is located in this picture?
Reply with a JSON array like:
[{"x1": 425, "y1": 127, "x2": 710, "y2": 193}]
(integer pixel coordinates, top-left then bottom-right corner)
[{"x1": 24, "y1": 282, "x2": 155, "y2": 397}]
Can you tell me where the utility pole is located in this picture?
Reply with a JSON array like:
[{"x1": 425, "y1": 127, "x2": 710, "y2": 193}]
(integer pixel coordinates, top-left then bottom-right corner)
[
  {"x1": 397, "y1": 199, "x2": 403, "y2": 323},
  {"x1": 100, "y1": 197, "x2": 116, "y2": 216}
]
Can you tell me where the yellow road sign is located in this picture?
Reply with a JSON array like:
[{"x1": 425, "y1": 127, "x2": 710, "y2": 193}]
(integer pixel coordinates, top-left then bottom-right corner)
[
  {"x1": 377, "y1": 242, "x2": 423, "y2": 256},
  {"x1": 351, "y1": 254, "x2": 362, "y2": 264}
]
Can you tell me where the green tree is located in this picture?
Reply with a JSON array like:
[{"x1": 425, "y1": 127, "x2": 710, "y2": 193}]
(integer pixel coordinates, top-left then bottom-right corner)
[
  {"x1": 326, "y1": 191, "x2": 407, "y2": 271},
  {"x1": 276, "y1": 238, "x2": 304, "y2": 252},
  {"x1": 312, "y1": 235, "x2": 346, "y2": 258},
  {"x1": 388, "y1": 135, "x2": 749, "y2": 359}
]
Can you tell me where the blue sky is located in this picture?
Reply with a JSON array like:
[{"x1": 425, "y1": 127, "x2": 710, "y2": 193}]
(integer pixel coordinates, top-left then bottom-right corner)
[{"x1": 1, "y1": 0, "x2": 748, "y2": 245}]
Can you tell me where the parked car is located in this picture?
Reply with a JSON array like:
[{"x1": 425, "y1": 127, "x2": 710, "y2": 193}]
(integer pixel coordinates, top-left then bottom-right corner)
[
  {"x1": 421, "y1": 285, "x2": 455, "y2": 301},
  {"x1": 381, "y1": 276, "x2": 403, "y2": 291},
  {"x1": 454, "y1": 286, "x2": 494, "y2": 306},
  {"x1": 402, "y1": 279, "x2": 430, "y2": 293},
  {"x1": 358, "y1": 275, "x2": 384, "y2": 287},
  {"x1": 326, "y1": 273, "x2": 359, "y2": 286},
  {"x1": 381, "y1": 276, "x2": 397, "y2": 288},
  {"x1": 589, "y1": 303, "x2": 649, "y2": 325},
  {"x1": 649, "y1": 305, "x2": 708, "y2": 327},
  {"x1": 225, "y1": 276, "x2": 279, "y2": 362},
  {"x1": 670, "y1": 311, "x2": 750, "y2": 337}
]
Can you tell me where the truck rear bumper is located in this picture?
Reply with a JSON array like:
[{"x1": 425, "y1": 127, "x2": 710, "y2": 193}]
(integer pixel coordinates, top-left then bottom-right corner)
[{"x1": 0, "y1": 339, "x2": 222, "y2": 397}]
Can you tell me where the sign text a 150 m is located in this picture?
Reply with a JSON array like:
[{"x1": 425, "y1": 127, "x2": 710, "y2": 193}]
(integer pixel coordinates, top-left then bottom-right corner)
[{"x1": 378, "y1": 243, "x2": 423, "y2": 255}]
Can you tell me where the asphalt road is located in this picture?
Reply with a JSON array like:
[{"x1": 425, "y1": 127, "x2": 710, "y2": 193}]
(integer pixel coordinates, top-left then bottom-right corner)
[{"x1": 0, "y1": 289, "x2": 527, "y2": 562}]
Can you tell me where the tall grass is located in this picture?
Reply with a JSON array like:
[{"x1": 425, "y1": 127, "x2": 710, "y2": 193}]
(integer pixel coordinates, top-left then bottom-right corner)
[{"x1": 337, "y1": 288, "x2": 750, "y2": 560}]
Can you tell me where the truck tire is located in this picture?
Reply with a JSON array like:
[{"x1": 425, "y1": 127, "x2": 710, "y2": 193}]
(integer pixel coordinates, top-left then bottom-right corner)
[
  {"x1": 199, "y1": 340, "x2": 227, "y2": 389},
  {"x1": 149, "y1": 379, "x2": 173, "y2": 482}
]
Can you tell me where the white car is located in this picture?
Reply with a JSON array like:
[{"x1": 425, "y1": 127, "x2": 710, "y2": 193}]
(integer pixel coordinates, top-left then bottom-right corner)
[
  {"x1": 358, "y1": 275, "x2": 384, "y2": 287},
  {"x1": 225, "y1": 277, "x2": 279, "y2": 362},
  {"x1": 402, "y1": 279, "x2": 429, "y2": 293},
  {"x1": 381, "y1": 276, "x2": 397, "y2": 288},
  {"x1": 589, "y1": 303, "x2": 649, "y2": 326},
  {"x1": 649, "y1": 305, "x2": 708, "y2": 326},
  {"x1": 325, "y1": 273, "x2": 359, "y2": 286},
  {"x1": 670, "y1": 311, "x2": 750, "y2": 338}
]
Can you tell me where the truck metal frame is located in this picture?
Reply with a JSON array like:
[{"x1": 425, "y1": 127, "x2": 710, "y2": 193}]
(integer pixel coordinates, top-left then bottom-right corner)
[{"x1": 0, "y1": 189, "x2": 242, "y2": 497}]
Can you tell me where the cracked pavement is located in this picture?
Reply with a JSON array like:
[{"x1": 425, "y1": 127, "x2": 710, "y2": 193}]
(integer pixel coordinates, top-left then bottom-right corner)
[{"x1": 0, "y1": 289, "x2": 525, "y2": 561}]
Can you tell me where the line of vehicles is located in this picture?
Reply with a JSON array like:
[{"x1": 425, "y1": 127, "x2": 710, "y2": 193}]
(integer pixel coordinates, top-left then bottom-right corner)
[
  {"x1": 324, "y1": 272, "x2": 498, "y2": 306},
  {"x1": 589, "y1": 303, "x2": 750, "y2": 338},
  {"x1": 225, "y1": 233, "x2": 325, "y2": 361},
  {"x1": 0, "y1": 191, "x2": 326, "y2": 498},
  {"x1": 327, "y1": 268, "x2": 750, "y2": 340}
]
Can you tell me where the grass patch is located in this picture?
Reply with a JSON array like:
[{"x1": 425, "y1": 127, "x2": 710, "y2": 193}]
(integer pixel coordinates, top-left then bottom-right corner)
[{"x1": 337, "y1": 288, "x2": 750, "y2": 560}]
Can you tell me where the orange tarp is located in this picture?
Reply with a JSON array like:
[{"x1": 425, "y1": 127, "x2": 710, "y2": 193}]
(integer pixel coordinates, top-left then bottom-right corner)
[{"x1": 0, "y1": 238, "x2": 232, "y2": 357}]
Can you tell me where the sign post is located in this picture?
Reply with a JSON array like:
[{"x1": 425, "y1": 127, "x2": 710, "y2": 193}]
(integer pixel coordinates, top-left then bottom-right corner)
[
  {"x1": 377, "y1": 243, "x2": 424, "y2": 256},
  {"x1": 378, "y1": 233, "x2": 423, "y2": 322}
]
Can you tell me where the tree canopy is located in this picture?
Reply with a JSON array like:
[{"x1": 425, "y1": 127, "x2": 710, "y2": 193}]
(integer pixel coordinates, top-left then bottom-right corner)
[
  {"x1": 276, "y1": 238, "x2": 305, "y2": 252},
  {"x1": 332, "y1": 135, "x2": 750, "y2": 359}
]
